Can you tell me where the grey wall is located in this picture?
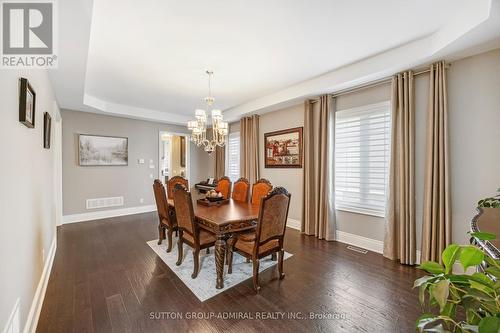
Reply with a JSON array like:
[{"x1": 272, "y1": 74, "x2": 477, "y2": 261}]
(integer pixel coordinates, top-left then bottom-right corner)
[
  {"x1": 61, "y1": 110, "x2": 211, "y2": 215},
  {"x1": 259, "y1": 104, "x2": 304, "y2": 221},
  {"x1": 0, "y1": 70, "x2": 59, "y2": 330},
  {"x1": 232, "y1": 47, "x2": 500, "y2": 247}
]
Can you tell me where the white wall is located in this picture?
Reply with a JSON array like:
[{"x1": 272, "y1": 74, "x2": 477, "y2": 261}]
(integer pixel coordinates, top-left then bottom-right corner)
[{"x1": 0, "y1": 70, "x2": 60, "y2": 331}]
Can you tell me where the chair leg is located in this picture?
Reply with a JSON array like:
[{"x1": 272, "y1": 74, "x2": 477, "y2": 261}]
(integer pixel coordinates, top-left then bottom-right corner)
[
  {"x1": 271, "y1": 253, "x2": 277, "y2": 261},
  {"x1": 166, "y1": 229, "x2": 173, "y2": 253},
  {"x1": 278, "y1": 250, "x2": 285, "y2": 279},
  {"x1": 227, "y1": 247, "x2": 234, "y2": 274},
  {"x1": 192, "y1": 249, "x2": 200, "y2": 279},
  {"x1": 176, "y1": 234, "x2": 183, "y2": 266},
  {"x1": 206, "y1": 247, "x2": 210, "y2": 254},
  {"x1": 252, "y1": 259, "x2": 261, "y2": 292},
  {"x1": 157, "y1": 225, "x2": 165, "y2": 245}
]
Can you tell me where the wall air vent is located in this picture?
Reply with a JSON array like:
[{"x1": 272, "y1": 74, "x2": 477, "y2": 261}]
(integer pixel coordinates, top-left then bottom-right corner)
[
  {"x1": 86, "y1": 196, "x2": 124, "y2": 210},
  {"x1": 346, "y1": 245, "x2": 368, "y2": 254}
]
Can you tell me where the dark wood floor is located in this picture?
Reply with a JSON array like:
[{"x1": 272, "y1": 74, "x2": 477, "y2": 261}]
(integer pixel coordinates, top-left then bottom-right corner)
[{"x1": 37, "y1": 212, "x2": 423, "y2": 333}]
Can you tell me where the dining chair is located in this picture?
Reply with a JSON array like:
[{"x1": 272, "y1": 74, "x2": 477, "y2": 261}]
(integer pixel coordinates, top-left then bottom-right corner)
[
  {"x1": 173, "y1": 183, "x2": 216, "y2": 279},
  {"x1": 250, "y1": 178, "x2": 273, "y2": 205},
  {"x1": 167, "y1": 176, "x2": 189, "y2": 199},
  {"x1": 232, "y1": 177, "x2": 250, "y2": 202},
  {"x1": 152, "y1": 179, "x2": 178, "y2": 252},
  {"x1": 215, "y1": 176, "x2": 232, "y2": 199},
  {"x1": 227, "y1": 187, "x2": 291, "y2": 292}
]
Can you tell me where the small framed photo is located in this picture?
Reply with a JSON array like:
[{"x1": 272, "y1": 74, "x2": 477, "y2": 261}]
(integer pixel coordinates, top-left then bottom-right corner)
[
  {"x1": 43, "y1": 112, "x2": 52, "y2": 149},
  {"x1": 19, "y1": 78, "x2": 36, "y2": 128},
  {"x1": 264, "y1": 127, "x2": 303, "y2": 168}
]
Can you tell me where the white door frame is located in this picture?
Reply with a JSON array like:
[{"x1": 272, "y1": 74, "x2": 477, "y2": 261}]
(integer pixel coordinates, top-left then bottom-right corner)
[{"x1": 158, "y1": 131, "x2": 191, "y2": 185}]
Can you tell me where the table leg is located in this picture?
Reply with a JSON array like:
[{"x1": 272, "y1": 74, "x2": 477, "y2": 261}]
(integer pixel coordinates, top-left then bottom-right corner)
[{"x1": 215, "y1": 234, "x2": 226, "y2": 289}]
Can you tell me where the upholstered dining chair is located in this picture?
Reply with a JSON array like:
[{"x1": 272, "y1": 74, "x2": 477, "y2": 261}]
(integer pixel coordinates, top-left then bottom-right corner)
[
  {"x1": 152, "y1": 179, "x2": 178, "y2": 252},
  {"x1": 167, "y1": 176, "x2": 189, "y2": 199},
  {"x1": 173, "y1": 183, "x2": 216, "y2": 279},
  {"x1": 232, "y1": 177, "x2": 250, "y2": 202},
  {"x1": 250, "y1": 178, "x2": 273, "y2": 205},
  {"x1": 215, "y1": 176, "x2": 232, "y2": 199},
  {"x1": 227, "y1": 187, "x2": 291, "y2": 292}
]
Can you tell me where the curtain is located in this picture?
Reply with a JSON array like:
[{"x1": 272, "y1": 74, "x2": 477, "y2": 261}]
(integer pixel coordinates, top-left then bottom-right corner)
[
  {"x1": 421, "y1": 61, "x2": 451, "y2": 263},
  {"x1": 383, "y1": 71, "x2": 416, "y2": 265},
  {"x1": 302, "y1": 95, "x2": 336, "y2": 240},
  {"x1": 214, "y1": 146, "x2": 225, "y2": 180},
  {"x1": 240, "y1": 115, "x2": 260, "y2": 184}
]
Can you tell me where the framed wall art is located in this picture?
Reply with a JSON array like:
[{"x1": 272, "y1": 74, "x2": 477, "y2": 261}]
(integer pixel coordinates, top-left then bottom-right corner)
[
  {"x1": 264, "y1": 127, "x2": 303, "y2": 168},
  {"x1": 19, "y1": 78, "x2": 36, "y2": 128},
  {"x1": 79, "y1": 134, "x2": 128, "y2": 166},
  {"x1": 43, "y1": 112, "x2": 52, "y2": 149}
]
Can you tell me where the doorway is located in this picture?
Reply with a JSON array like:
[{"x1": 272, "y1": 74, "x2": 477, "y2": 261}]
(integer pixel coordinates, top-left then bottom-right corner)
[{"x1": 158, "y1": 131, "x2": 190, "y2": 185}]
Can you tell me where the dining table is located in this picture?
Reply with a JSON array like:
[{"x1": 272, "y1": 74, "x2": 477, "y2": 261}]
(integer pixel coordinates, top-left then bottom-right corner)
[{"x1": 167, "y1": 196, "x2": 260, "y2": 289}]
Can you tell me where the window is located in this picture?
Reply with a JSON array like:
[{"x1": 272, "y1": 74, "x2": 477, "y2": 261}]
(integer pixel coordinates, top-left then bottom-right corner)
[
  {"x1": 225, "y1": 131, "x2": 240, "y2": 182},
  {"x1": 334, "y1": 101, "x2": 391, "y2": 217}
]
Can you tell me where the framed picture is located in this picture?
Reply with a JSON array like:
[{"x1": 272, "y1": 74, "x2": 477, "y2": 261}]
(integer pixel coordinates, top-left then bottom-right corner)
[
  {"x1": 19, "y1": 78, "x2": 36, "y2": 128},
  {"x1": 79, "y1": 134, "x2": 128, "y2": 166},
  {"x1": 264, "y1": 127, "x2": 303, "y2": 168},
  {"x1": 43, "y1": 112, "x2": 51, "y2": 149},
  {"x1": 180, "y1": 136, "x2": 186, "y2": 167}
]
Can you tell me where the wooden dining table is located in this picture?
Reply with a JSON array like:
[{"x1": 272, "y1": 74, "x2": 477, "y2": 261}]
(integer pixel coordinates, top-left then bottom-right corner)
[{"x1": 167, "y1": 197, "x2": 259, "y2": 289}]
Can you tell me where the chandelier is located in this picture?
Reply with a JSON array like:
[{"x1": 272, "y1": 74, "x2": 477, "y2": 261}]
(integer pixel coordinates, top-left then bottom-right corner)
[{"x1": 187, "y1": 70, "x2": 228, "y2": 153}]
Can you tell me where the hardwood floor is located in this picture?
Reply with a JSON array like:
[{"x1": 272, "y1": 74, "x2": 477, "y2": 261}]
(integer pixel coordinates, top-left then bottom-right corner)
[{"x1": 37, "y1": 212, "x2": 423, "y2": 332}]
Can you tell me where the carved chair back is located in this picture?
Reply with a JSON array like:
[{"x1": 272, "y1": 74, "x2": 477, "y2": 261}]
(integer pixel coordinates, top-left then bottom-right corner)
[
  {"x1": 215, "y1": 176, "x2": 232, "y2": 199},
  {"x1": 254, "y1": 187, "x2": 291, "y2": 254},
  {"x1": 153, "y1": 179, "x2": 172, "y2": 227},
  {"x1": 172, "y1": 184, "x2": 196, "y2": 237},
  {"x1": 232, "y1": 177, "x2": 250, "y2": 202},
  {"x1": 167, "y1": 176, "x2": 189, "y2": 199},
  {"x1": 251, "y1": 178, "x2": 273, "y2": 205}
]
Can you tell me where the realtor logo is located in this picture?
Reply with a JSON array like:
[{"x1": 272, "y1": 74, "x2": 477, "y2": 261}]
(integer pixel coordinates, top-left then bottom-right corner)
[{"x1": 1, "y1": 0, "x2": 57, "y2": 68}]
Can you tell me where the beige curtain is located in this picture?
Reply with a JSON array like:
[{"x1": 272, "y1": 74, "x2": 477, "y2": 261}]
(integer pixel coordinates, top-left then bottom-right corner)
[
  {"x1": 421, "y1": 61, "x2": 451, "y2": 263},
  {"x1": 383, "y1": 71, "x2": 416, "y2": 265},
  {"x1": 214, "y1": 146, "x2": 225, "y2": 179},
  {"x1": 240, "y1": 115, "x2": 260, "y2": 184},
  {"x1": 302, "y1": 95, "x2": 336, "y2": 240}
]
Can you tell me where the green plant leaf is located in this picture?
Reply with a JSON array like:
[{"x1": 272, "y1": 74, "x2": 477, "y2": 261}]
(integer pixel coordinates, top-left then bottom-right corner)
[
  {"x1": 459, "y1": 246, "x2": 484, "y2": 272},
  {"x1": 419, "y1": 261, "x2": 445, "y2": 274},
  {"x1": 485, "y1": 266, "x2": 500, "y2": 279},
  {"x1": 416, "y1": 314, "x2": 439, "y2": 332},
  {"x1": 469, "y1": 272, "x2": 494, "y2": 287},
  {"x1": 430, "y1": 279, "x2": 450, "y2": 311},
  {"x1": 442, "y1": 244, "x2": 461, "y2": 274},
  {"x1": 478, "y1": 316, "x2": 500, "y2": 333},
  {"x1": 462, "y1": 324, "x2": 480, "y2": 333},
  {"x1": 469, "y1": 232, "x2": 497, "y2": 241},
  {"x1": 414, "y1": 275, "x2": 439, "y2": 288}
]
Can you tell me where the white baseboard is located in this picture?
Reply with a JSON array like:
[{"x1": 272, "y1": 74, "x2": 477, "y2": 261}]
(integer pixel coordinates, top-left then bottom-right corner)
[
  {"x1": 287, "y1": 218, "x2": 301, "y2": 231},
  {"x1": 63, "y1": 205, "x2": 157, "y2": 224},
  {"x1": 335, "y1": 230, "x2": 384, "y2": 254},
  {"x1": 23, "y1": 234, "x2": 57, "y2": 333}
]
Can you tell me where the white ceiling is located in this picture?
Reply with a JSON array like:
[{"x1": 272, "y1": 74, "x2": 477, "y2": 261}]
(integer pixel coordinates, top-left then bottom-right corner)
[{"x1": 50, "y1": 0, "x2": 500, "y2": 124}]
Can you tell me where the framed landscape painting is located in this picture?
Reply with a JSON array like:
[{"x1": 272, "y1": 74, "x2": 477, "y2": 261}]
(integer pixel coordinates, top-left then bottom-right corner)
[
  {"x1": 264, "y1": 127, "x2": 303, "y2": 168},
  {"x1": 79, "y1": 134, "x2": 128, "y2": 166}
]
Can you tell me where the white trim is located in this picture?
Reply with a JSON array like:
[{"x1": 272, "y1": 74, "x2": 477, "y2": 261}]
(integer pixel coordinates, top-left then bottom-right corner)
[
  {"x1": 63, "y1": 205, "x2": 157, "y2": 224},
  {"x1": 335, "y1": 230, "x2": 384, "y2": 254},
  {"x1": 286, "y1": 218, "x2": 301, "y2": 231},
  {"x1": 23, "y1": 235, "x2": 57, "y2": 333}
]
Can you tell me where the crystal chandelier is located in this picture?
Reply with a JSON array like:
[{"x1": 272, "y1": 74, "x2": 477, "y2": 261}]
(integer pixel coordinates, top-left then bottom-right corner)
[{"x1": 187, "y1": 71, "x2": 228, "y2": 153}]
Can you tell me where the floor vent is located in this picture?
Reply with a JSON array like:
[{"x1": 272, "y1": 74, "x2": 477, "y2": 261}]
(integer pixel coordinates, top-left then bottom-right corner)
[
  {"x1": 347, "y1": 245, "x2": 368, "y2": 254},
  {"x1": 86, "y1": 196, "x2": 124, "y2": 210}
]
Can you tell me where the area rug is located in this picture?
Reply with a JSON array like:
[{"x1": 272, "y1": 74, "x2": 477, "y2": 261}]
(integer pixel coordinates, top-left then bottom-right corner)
[{"x1": 147, "y1": 239, "x2": 292, "y2": 301}]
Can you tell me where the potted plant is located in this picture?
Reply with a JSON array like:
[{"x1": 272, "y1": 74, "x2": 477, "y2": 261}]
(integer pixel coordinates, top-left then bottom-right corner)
[{"x1": 477, "y1": 188, "x2": 500, "y2": 208}]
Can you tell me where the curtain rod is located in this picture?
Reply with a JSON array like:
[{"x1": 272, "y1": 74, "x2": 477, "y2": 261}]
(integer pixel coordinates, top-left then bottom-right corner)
[{"x1": 309, "y1": 64, "x2": 450, "y2": 102}]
